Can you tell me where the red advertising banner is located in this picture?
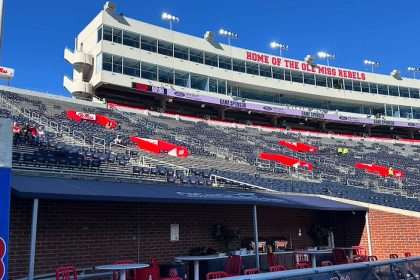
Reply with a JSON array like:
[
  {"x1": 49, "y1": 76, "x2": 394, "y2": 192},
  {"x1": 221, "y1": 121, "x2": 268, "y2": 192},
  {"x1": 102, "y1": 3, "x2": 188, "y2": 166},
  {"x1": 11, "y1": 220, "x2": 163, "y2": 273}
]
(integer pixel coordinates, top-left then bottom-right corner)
[
  {"x1": 75, "y1": 111, "x2": 96, "y2": 121},
  {"x1": 131, "y1": 136, "x2": 159, "y2": 154},
  {"x1": 279, "y1": 141, "x2": 318, "y2": 152},
  {"x1": 355, "y1": 163, "x2": 404, "y2": 178},
  {"x1": 260, "y1": 153, "x2": 313, "y2": 171}
]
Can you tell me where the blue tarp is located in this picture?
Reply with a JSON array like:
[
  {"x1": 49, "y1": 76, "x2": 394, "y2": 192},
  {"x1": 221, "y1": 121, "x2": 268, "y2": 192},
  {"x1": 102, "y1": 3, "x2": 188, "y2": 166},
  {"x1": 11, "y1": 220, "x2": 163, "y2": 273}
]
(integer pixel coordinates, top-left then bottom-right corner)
[{"x1": 11, "y1": 175, "x2": 366, "y2": 211}]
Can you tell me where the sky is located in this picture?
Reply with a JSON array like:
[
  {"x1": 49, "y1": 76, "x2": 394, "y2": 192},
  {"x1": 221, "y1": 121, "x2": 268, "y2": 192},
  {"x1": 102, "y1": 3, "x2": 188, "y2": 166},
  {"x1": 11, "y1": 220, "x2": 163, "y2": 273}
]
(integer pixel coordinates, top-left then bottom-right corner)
[{"x1": 1, "y1": 0, "x2": 420, "y2": 98}]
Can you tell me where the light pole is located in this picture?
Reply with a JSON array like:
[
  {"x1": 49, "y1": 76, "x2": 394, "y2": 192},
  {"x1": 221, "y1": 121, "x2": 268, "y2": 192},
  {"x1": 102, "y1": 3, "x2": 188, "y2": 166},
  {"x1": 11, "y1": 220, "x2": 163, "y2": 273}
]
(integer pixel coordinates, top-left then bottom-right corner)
[
  {"x1": 317, "y1": 52, "x2": 335, "y2": 66},
  {"x1": 408, "y1": 67, "x2": 420, "y2": 79},
  {"x1": 219, "y1": 29, "x2": 238, "y2": 46},
  {"x1": 270, "y1": 42, "x2": 289, "y2": 57},
  {"x1": 364, "y1": 60, "x2": 380, "y2": 73},
  {"x1": 162, "y1": 13, "x2": 180, "y2": 30}
]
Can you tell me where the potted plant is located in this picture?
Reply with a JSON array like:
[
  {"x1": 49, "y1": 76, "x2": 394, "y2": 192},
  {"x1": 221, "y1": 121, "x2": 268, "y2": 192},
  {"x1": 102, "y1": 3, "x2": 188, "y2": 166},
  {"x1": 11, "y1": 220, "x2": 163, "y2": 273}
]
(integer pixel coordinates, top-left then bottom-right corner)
[
  {"x1": 307, "y1": 224, "x2": 332, "y2": 247},
  {"x1": 211, "y1": 224, "x2": 240, "y2": 254}
]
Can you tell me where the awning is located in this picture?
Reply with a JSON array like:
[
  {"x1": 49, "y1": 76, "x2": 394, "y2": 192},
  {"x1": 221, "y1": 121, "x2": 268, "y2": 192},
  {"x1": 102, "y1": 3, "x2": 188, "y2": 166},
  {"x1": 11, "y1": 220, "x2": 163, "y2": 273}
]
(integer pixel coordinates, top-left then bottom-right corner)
[{"x1": 11, "y1": 175, "x2": 366, "y2": 211}]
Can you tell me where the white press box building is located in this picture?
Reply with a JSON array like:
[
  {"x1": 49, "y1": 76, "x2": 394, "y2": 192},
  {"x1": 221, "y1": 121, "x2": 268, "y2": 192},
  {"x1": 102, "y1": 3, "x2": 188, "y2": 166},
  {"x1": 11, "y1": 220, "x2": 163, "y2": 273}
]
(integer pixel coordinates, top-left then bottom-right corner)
[{"x1": 64, "y1": 2, "x2": 420, "y2": 138}]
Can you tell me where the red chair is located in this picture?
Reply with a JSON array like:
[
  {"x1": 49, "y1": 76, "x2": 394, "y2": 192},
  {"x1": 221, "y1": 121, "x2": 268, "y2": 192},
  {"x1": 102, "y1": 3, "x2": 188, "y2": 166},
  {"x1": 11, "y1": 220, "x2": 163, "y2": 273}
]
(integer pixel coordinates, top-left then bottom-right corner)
[
  {"x1": 152, "y1": 259, "x2": 182, "y2": 280},
  {"x1": 56, "y1": 267, "x2": 78, "y2": 280},
  {"x1": 352, "y1": 246, "x2": 367, "y2": 262},
  {"x1": 390, "y1": 254, "x2": 399, "y2": 259},
  {"x1": 206, "y1": 272, "x2": 228, "y2": 280},
  {"x1": 321, "y1": 261, "x2": 333, "y2": 267},
  {"x1": 367, "y1": 256, "x2": 378, "y2": 261},
  {"x1": 296, "y1": 263, "x2": 310, "y2": 269},
  {"x1": 269, "y1": 266, "x2": 286, "y2": 272},
  {"x1": 333, "y1": 249, "x2": 352, "y2": 265},
  {"x1": 293, "y1": 251, "x2": 311, "y2": 268},
  {"x1": 244, "y1": 268, "x2": 261, "y2": 275},
  {"x1": 405, "y1": 252, "x2": 412, "y2": 257},
  {"x1": 267, "y1": 253, "x2": 278, "y2": 267},
  {"x1": 226, "y1": 255, "x2": 242, "y2": 277},
  {"x1": 113, "y1": 260, "x2": 136, "y2": 280}
]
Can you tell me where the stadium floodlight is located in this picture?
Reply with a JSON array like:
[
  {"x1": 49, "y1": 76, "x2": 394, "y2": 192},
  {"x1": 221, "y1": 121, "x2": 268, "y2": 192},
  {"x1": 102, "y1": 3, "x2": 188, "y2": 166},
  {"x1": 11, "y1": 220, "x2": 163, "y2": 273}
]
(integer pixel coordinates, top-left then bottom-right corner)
[
  {"x1": 317, "y1": 52, "x2": 336, "y2": 66},
  {"x1": 408, "y1": 67, "x2": 420, "y2": 79},
  {"x1": 219, "y1": 29, "x2": 238, "y2": 46},
  {"x1": 204, "y1": 31, "x2": 216, "y2": 42},
  {"x1": 304, "y1": 55, "x2": 315, "y2": 65},
  {"x1": 391, "y1": 70, "x2": 401, "y2": 78},
  {"x1": 162, "y1": 13, "x2": 180, "y2": 30},
  {"x1": 270, "y1": 42, "x2": 289, "y2": 57},
  {"x1": 364, "y1": 60, "x2": 380, "y2": 72}
]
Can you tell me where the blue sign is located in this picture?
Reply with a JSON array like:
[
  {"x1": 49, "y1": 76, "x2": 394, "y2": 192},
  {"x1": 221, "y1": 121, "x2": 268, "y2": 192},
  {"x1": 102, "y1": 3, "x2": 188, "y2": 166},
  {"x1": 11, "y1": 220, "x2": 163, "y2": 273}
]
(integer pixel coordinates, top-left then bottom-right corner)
[{"x1": 0, "y1": 168, "x2": 11, "y2": 280}]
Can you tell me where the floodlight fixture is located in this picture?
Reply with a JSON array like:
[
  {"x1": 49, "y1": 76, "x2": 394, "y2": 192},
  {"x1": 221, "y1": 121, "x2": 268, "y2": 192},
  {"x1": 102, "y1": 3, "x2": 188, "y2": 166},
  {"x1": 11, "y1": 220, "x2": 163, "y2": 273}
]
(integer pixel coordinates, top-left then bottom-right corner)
[
  {"x1": 162, "y1": 13, "x2": 180, "y2": 30},
  {"x1": 270, "y1": 42, "x2": 289, "y2": 57},
  {"x1": 103, "y1": 2, "x2": 117, "y2": 13},
  {"x1": 204, "y1": 31, "x2": 216, "y2": 42},
  {"x1": 364, "y1": 60, "x2": 380, "y2": 72},
  {"x1": 391, "y1": 70, "x2": 401, "y2": 78},
  {"x1": 408, "y1": 67, "x2": 420, "y2": 79},
  {"x1": 304, "y1": 55, "x2": 315, "y2": 65},
  {"x1": 219, "y1": 29, "x2": 238, "y2": 46},
  {"x1": 317, "y1": 52, "x2": 335, "y2": 66}
]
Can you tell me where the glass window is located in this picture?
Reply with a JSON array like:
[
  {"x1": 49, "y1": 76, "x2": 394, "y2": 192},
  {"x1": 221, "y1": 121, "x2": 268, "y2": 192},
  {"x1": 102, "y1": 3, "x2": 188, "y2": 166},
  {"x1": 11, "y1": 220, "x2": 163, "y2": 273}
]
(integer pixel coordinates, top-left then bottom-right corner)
[
  {"x1": 332, "y1": 78, "x2": 343, "y2": 89},
  {"x1": 284, "y1": 70, "x2": 292, "y2": 81},
  {"x1": 175, "y1": 70, "x2": 189, "y2": 87},
  {"x1": 174, "y1": 44, "x2": 188, "y2": 60},
  {"x1": 315, "y1": 75, "x2": 326, "y2": 87},
  {"x1": 205, "y1": 53, "x2": 218, "y2": 67},
  {"x1": 113, "y1": 55, "x2": 122, "y2": 73},
  {"x1": 273, "y1": 67, "x2": 284, "y2": 80},
  {"x1": 369, "y1": 83, "x2": 378, "y2": 94},
  {"x1": 303, "y1": 73, "x2": 315, "y2": 85},
  {"x1": 97, "y1": 27, "x2": 102, "y2": 42},
  {"x1": 141, "y1": 36, "x2": 157, "y2": 52},
  {"x1": 378, "y1": 85, "x2": 388, "y2": 95},
  {"x1": 219, "y1": 56, "x2": 231, "y2": 70},
  {"x1": 96, "y1": 53, "x2": 103, "y2": 73},
  {"x1": 218, "y1": 79, "x2": 226, "y2": 94},
  {"x1": 159, "y1": 67, "x2": 174, "y2": 84},
  {"x1": 233, "y1": 59, "x2": 245, "y2": 73},
  {"x1": 246, "y1": 62, "x2": 259, "y2": 75},
  {"x1": 260, "y1": 65, "x2": 271, "y2": 78},
  {"x1": 123, "y1": 31, "x2": 139, "y2": 48},
  {"x1": 102, "y1": 53, "x2": 112, "y2": 72},
  {"x1": 344, "y1": 80, "x2": 352, "y2": 91},
  {"x1": 208, "y1": 78, "x2": 217, "y2": 93},
  {"x1": 158, "y1": 40, "x2": 173, "y2": 56},
  {"x1": 189, "y1": 48, "x2": 203, "y2": 64},
  {"x1": 141, "y1": 62, "x2": 157, "y2": 81},
  {"x1": 389, "y1": 86, "x2": 399, "y2": 97},
  {"x1": 400, "y1": 87, "x2": 409, "y2": 98},
  {"x1": 123, "y1": 58, "x2": 140, "y2": 77},
  {"x1": 361, "y1": 82, "x2": 369, "y2": 93},
  {"x1": 413, "y1": 108, "x2": 420, "y2": 119},
  {"x1": 353, "y1": 81, "x2": 361, "y2": 92},
  {"x1": 291, "y1": 70, "x2": 303, "y2": 83},
  {"x1": 385, "y1": 104, "x2": 393, "y2": 117},
  {"x1": 113, "y1": 28, "x2": 122, "y2": 44},
  {"x1": 191, "y1": 73, "x2": 207, "y2": 90},
  {"x1": 410, "y1": 88, "x2": 420, "y2": 99},
  {"x1": 103, "y1": 26, "x2": 112, "y2": 42},
  {"x1": 228, "y1": 82, "x2": 239, "y2": 97},
  {"x1": 400, "y1": 106, "x2": 412, "y2": 119}
]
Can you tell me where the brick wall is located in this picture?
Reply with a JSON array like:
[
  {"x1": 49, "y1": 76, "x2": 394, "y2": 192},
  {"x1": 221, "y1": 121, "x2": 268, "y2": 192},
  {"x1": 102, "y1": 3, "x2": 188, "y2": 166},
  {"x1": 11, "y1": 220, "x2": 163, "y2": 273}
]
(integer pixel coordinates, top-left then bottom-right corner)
[
  {"x1": 360, "y1": 208, "x2": 420, "y2": 260},
  {"x1": 8, "y1": 195, "x2": 364, "y2": 279}
]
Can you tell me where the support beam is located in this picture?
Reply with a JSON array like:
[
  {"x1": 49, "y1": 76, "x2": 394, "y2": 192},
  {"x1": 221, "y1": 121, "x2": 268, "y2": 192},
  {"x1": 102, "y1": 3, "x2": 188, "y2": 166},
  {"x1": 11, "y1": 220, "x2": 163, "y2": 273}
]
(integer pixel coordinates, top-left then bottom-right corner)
[
  {"x1": 364, "y1": 126, "x2": 372, "y2": 136},
  {"x1": 253, "y1": 205, "x2": 260, "y2": 269},
  {"x1": 270, "y1": 115, "x2": 278, "y2": 127},
  {"x1": 159, "y1": 98, "x2": 168, "y2": 111},
  {"x1": 407, "y1": 130, "x2": 414, "y2": 140},
  {"x1": 365, "y1": 211, "x2": 372, "y2": 256},
  {"x1": 28, "y1": 199, "x2": 39, "y2": 280},
  {"x1": 218, "y1": 108, "x2": 228, "y2": 121},
  {"x1": 320, "y1": 122, "x2": 326, "y2": 133}
]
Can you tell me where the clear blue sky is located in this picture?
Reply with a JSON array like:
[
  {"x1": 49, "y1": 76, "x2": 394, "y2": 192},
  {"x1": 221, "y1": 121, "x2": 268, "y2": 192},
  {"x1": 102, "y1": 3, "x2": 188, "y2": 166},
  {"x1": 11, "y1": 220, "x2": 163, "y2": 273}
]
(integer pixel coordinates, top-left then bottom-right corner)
[{"x1": 2, "y1": 0, "x2": 419, "y2": 98}]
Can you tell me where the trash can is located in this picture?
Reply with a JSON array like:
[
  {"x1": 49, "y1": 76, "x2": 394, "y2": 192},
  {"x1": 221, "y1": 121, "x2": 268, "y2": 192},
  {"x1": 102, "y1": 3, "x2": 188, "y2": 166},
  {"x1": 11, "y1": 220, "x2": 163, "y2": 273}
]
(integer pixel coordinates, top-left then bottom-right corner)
[{"x1": 160, "y1": 263, "x2": 185, "y2": 280}]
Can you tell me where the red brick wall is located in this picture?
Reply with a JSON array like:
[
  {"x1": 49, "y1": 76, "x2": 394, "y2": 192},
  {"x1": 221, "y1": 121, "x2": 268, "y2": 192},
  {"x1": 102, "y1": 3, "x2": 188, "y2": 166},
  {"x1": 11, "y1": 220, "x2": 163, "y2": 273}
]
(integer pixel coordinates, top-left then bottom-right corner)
[
  {"x1": 360, "y1": 208, "x2": 420, "y2": 260},
  {"x1": 8, "y1": 195, "x2": 364, "y2": 279}
]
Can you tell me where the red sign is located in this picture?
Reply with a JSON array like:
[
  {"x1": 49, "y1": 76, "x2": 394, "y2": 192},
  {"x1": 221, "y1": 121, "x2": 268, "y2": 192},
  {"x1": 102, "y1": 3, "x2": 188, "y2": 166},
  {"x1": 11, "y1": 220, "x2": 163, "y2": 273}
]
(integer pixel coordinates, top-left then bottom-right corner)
[
  {"x1": 0, "y1": 237, "x2": 5, "y2": 280},
  {"x1": 246, "y1": 51, "x2": 366, "y2": 81},
  {"x1": 75, "y1": 112, "x2": 96, "y2": 121}
]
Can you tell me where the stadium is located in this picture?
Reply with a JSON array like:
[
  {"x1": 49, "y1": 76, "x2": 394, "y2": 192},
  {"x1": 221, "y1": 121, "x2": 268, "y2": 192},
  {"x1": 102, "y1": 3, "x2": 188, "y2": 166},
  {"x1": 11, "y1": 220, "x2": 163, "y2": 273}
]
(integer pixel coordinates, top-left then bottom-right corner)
[{"x1": 2, "y1": 1, "x2": 420, "y2": 280}]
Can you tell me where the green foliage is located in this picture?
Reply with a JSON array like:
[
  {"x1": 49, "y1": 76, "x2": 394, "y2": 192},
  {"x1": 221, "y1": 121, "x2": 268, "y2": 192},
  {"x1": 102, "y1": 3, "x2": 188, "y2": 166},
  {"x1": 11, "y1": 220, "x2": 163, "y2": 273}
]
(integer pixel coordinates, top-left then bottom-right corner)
[{"x1": 211, "y1": 224, "x2": 240, "y2": 253}]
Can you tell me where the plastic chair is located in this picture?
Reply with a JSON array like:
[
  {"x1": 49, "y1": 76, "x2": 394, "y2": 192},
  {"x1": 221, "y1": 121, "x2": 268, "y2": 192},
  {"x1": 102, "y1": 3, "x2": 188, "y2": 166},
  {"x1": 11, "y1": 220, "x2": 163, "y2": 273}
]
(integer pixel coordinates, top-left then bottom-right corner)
[
  {"x1": 367, "y1": 256, "x2": 378, "y2": 261},
  {"x1": 226, "y1": 255, "x2": 242, "y2": 276},
  {"x1": 113, "y1": 260, "x2": 136, "y2": 280},
  {"x1": 267, "y1": 253, "x2": 278, "y2": 267},
  {"x1": 152, "y1": 259, "x2": 182, "y2": 280},
  {"x1": 269, "y1": 266, "x2": 286, "y2": 272},
  {"x1": 244, "y1": 268, "x2": 261, "y2": 275},
  {"x1": 321, "y1": 261, "x2": 333, "y2": 267},
  {"x1": 206, "y1": 272, "x2": 228, "y2": 280},
  {"x1": 352, "y1": 246, "x2": 367, "y2": 262},
  {"x1": 333, "y1": 249, "x2": 351, "y2": 265},
  {"x1": 296, "y1": 263, "x2": 310, "y2": 269},
  {"x1": 56, "y1": 266, "x2": 78, "y2": 280},
  {"x1": 293, "y1": 250, "x2": 311, "y2": 267},
  {"x1": 390, "y1": 254, "x2": 399, "y2": 259},
  {"x1": 405, "y1": 252, "x2": 412, "y2": 257}
]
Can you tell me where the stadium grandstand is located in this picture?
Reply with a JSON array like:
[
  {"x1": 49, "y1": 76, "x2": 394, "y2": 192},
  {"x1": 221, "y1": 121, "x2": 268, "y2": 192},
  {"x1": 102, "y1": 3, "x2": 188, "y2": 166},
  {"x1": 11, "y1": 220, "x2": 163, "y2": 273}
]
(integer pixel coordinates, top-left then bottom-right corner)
[{"x1": 3, "y1": 2, "x2": 420, "y2": 280}]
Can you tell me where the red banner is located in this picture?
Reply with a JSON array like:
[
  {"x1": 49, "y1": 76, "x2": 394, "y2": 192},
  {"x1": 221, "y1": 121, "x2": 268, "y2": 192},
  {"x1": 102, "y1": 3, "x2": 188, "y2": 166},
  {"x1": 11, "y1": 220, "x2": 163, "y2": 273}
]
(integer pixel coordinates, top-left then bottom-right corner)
[
  {"x1": 131, "y1": 136, "x2": 159, "y2": 154},
  {"x1": 75, "y1": 111, "x2": 96, "y2": 121},
  {"x1": 67, "y1": 110, "x2": 117, "y2": 128},
  {"x1": 355, "y1": 163, "x2": 404, "y2": 178},
  {"x1": 279, "y1": 141, "x2": 318, "y2": 152},
  {"x1": 260, "y1": 153, "x2": 312, "y2": 171}
]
